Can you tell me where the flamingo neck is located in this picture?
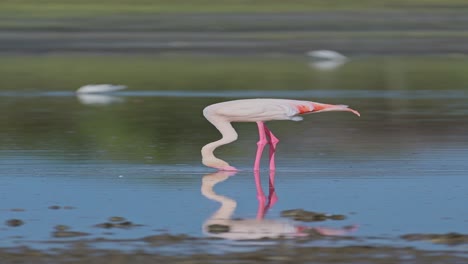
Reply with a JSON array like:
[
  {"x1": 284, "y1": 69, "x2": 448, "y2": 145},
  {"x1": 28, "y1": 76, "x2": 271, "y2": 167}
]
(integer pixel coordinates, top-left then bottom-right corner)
[
  {"x1": 201, "y1": 120, "x2": 238, "y2": 170},
  {"x1": 201, "y1": 173, "x2": 237, "y2": 220},
  {"x1": 201, "y1": 139, "x2": 233, "y2": 168}
]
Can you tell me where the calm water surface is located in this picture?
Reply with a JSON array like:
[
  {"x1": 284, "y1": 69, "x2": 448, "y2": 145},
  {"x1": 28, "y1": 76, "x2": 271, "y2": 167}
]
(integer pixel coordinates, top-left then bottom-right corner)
[{"x1": 1, "y1": 56, "x2": 468, "y2": 253}]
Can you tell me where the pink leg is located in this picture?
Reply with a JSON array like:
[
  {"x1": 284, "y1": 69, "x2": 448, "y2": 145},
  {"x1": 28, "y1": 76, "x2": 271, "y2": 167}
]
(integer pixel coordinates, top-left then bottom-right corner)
[
  {"x1": 254, "y1": 121, "x2": 268, "y2": 171},
  {"x1": 254, "y1": 170, "x2": 266, "y2": 219},
  {"x1": 256, "y1": 170, "x2": 279, "y2": 219},
  {"x1": 263, "y1": 124, "x2": 279, "y2": 171},
  {"x1": 267, "y1": 170, "x2": 278, "y2": 207}
]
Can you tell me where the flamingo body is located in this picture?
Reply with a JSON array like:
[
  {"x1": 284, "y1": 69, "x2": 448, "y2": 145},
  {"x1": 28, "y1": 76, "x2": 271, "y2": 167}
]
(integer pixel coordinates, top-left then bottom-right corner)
[{"x1": 202, "y1": 98, "x2": 360, "y2": 171}]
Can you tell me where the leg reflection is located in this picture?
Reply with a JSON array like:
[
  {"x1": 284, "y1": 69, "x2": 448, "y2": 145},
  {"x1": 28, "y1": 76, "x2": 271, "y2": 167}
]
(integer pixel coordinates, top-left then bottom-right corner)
[{"x1": 255, "y1": 170, "x2": 278, "y2": 220}]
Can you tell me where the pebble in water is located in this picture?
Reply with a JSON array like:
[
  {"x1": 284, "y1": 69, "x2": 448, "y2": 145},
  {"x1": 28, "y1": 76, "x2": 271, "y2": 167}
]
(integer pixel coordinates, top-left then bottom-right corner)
[
  {"x1": 6, "y1": 219, "x2": 24, "y2": 227},
  {"x1": 281, "y1": 209, "x2": 347, "y2": 222}
]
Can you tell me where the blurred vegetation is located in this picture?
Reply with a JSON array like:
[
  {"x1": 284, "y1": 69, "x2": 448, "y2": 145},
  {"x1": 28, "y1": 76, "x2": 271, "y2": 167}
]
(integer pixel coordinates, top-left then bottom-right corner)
[
  {"x1": 1, "y1": 0, "x2": 467, "y2": 166},
  {"x1": 2, "y1": 93, "x2": 467, "y2": 165},
  {"x1": 1, "y1": 0, "x2": 468, "y2": 18},
  {"x1": 1, "y1": 55, "x2": 468, "y2": 91},
  {"x1": 1, "y1": 55, "x2": 467, "y2": 165}
]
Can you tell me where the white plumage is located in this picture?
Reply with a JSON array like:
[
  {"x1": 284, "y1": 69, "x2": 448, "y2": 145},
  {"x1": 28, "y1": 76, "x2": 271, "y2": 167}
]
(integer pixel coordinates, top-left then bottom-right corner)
[
  {"x1": 306, "y1": 50, "x2": 347, "y2": 61},
  {"x1": 76, "y1": 84, "x2": 127, "y2": 94}
]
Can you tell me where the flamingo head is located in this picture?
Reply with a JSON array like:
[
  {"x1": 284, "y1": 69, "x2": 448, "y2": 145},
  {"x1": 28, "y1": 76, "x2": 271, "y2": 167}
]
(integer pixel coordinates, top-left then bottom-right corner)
[
  {"x1": 203, "y1": 157, "x2": 238, "y2": 171},
  {"x1": 311, "y1": 102, "x2": 360, "y2": 117}
]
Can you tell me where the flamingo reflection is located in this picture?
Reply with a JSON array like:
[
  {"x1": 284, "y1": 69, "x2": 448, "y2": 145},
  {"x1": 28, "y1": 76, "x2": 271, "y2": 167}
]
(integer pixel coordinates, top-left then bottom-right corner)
[
  {"x1": 76, "y1": 93, "x2": 125, "y2": 105},
  {"x1": 201, "y1": 170, "x2": 357, "y2": 240}
]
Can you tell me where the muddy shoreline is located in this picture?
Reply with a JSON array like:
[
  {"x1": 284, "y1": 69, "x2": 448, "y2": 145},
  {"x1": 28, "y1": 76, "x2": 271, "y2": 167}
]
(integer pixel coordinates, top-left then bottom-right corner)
[{"x1": 1, "y1": 242, "x2": 467, "y2": 264}]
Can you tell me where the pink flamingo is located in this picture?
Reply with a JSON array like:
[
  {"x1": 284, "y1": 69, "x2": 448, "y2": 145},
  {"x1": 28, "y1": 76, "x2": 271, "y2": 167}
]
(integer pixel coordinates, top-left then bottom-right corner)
[{"x1": 201, "y1": 98, "x2": 360, "y2": 171}]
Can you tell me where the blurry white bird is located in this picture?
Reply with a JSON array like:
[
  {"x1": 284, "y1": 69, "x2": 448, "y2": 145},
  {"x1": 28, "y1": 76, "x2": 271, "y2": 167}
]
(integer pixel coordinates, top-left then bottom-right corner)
[
  {"x1": 76, "y1": 94, "x2": 124, "y2": 105},
  {"x1": 76, "y1": 84, "x2": 127, "y2": 94},
  {"x1": 309, "y1": 60, "x2": 347, "y2": 71},
  {"x1": 306, "y1": 50, "x2": 347, "y2": 61}
]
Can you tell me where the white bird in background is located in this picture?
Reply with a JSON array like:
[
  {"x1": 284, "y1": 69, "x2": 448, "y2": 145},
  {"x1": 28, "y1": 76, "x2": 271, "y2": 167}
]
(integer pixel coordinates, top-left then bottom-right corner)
[
  {"x1": 202, "y1": 98, "x2": 360, "y2": 171},
  {"x1": 307, "y1": 50, "x2": 348, "y2": 71},
  {"x1": 306, "y1": 50, "x2": 347, "y2": 61},
  {"x1": 76, "y1": 94, "x2": 125, "y2": 105},
  {"x1": 76, "y1": 84, "x2": 127, "y2": 94}
]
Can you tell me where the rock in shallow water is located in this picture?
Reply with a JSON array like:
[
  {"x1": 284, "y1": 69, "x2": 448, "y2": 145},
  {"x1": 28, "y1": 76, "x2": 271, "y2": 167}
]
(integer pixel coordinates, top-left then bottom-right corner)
[
  {"x1": 207, "y1": 224, "x2": 230, "y2": 233},
  {"x1": 95, "y1": 219, "x2": 142, "y2": 229},
  {"x1": 281, "y1": 209, "x2": 346, "y2": 222},
  {"x1": 6, "y1": 219, "x2": 24, "y2": 227},
  {"x1": 52, "y1": 231, "x2": 89, "y2": 238},
  {"x1": 402, "y1": 232, "x2": 468, "y2": 245},
  {"x1": 109, "y1": 216, "x2": 126, "y2": 222}
]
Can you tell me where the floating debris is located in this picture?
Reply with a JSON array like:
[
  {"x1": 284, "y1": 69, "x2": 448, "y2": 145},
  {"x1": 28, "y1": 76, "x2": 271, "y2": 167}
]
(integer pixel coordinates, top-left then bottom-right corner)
[
  {"x1": 95, "y1": 222, "x2": 114, "y2": 229},
  {"x1": 95, "y1": 218, "x2": 142, "y2": 229},
  {"x1": 10, "y1": 208, "x2": 25, "y2": 212},
  {"x1": 53, "y1": 231, "x2": 89, "y2": 238},
  {"x1": 402, "y1": 233, "x2": 468, "y2": 245},
  {"x1": 51, "y1": 224, "x2": 88, "y2": 238},
  {"x1": 142, "y1": 234, "x2": 192, "y2": 246},
  {"x1": 109, "y1": 216, "x2": 126, "y2": 222},
  {"x1": 207, "y1": 224, "x2": 230, "y2": 234},
  {"x1": 329, "y1": 214, "x2": 347, "y2": 220},
  {"x1": 54, "y1": 225, "x2": 71, "y2": 231},
  {"x1": 6, "y1": 219, "x2": 24, "y2": 227},
  {"x1": 48, "y1": 205, "x2": 75, "y2": 210},
  {"x1": 280, "y1": 209, "x2": 346, "y2": 222}
]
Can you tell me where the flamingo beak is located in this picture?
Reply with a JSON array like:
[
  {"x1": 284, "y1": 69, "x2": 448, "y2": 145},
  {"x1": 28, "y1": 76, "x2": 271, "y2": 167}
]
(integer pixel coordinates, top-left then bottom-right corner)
[{"x1": 312, "y1": 103, "x2": 360, "y2": 117}]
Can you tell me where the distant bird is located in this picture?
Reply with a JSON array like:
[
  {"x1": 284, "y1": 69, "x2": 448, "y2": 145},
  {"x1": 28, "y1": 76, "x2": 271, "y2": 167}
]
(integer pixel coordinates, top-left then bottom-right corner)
[
  {"x1": 76, "y1": 84, "x2": 127, "y2": 94},
  {"x1": 306, "y1": 50, "x2": 347, "y2": 61},
  {"x1": 307, "y1": 50, "x2": 348, "y2": 70},
  {"x1": 76, "y1": 93, "x2": 125, "y2": 105},
  {"x1": 202, "y1": 99, "x2": 360, "y2": 171}
]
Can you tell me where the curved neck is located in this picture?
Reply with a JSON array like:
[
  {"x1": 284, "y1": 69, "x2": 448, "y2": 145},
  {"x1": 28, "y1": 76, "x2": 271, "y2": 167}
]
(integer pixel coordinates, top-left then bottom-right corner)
[
  {"x1": 201, "y1": 172, "x2": 237, "y2": 220},
  {"x1": 201, "y1": 120, "x2": 238, "y2": 163}
]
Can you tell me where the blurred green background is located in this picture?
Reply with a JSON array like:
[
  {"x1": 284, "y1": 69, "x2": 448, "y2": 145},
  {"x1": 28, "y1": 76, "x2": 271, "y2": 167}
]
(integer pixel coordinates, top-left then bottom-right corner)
[
  {"x1": 1, "y1": 0, "x2": 467, "y2": 163},
  {"x1": 2, "y1": 0, "x2": 468, "y2": 16}
]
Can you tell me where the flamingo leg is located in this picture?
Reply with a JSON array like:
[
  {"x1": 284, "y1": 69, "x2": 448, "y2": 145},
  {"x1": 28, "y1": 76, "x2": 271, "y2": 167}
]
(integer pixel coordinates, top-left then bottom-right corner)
[
  {"x1": 254, "y1": 121, "x2": 268, "y2": 171},
  {"x1": 254, "y1": 170, "x2": 267, "y2": 219},
  {"x1": 263, "y1": 124, "x2": 279, "y2": 171},
  {"x1": 255, "y1": 170, "x2": 279, "y2": 220},
  {"x1": 267, "y1": 170, "x2": 278, "y2": 207}
]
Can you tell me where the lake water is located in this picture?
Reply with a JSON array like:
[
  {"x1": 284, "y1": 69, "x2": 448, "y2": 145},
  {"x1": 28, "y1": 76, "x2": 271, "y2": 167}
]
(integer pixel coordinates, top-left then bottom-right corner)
[{"x1": 1, "y1": 55, "x2": 468, "y2": 253}]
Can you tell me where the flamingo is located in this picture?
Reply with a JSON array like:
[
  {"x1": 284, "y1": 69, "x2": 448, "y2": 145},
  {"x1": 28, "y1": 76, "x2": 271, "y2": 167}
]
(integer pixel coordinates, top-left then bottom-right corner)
[{"x1": 201, "y1": 98, "x2": 360, "y2": 171}]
